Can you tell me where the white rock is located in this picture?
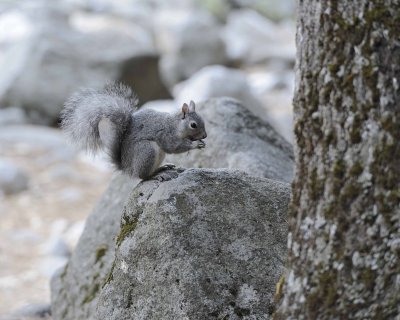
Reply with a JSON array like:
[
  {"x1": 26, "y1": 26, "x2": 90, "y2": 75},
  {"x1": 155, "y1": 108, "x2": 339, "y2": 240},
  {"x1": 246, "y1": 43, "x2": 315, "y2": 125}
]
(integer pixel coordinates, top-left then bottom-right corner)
[
  {"x1": 64, "y1": 220, "x2": 85, "y2": 250},
  {"x1": 266, "y1": 110, "x2": 294, "y2": 143},
  {"x1": 0, "y1": 125, "x2": 76, "y2": 163},
  {"x1": 39, "y1": 256, "x2": 68, "y2": 278},
  {"x1": 154, "y1": 9, "x2": 227, "y2": 87},
  {"x1": 0, "y1": 125, "x2": 66, "y2": 148},
  {"x1": 57, "y1": 187, "x2": 83, "y2": 203},
  {"x1": 0, "y1": 107, "x2": 27, "y2": 126},
  {"x1": 0, "y1": 159, "x2": 29, "y2": 195},
  {"x1": 0, "y1": 7, "x2": 156, "y2": 124},
  {"x1": 222, "y1": 9, "x2": 295, "y2": 65},
  {"x1": 247, "y1": 70, "x2": 295, "y2": 94},
  {"x1": 41, "y1": 237, "x2": 70, "y2": 258},
  {"x1": 233, "y1": 0, "x2": 295, "y2": 21},
  {"x1": 0, "y1": 10, "x2": 34, "y2": 44},
  {"x1": 48, "y1": 164, "x2": 77, "y2": 180},
  {"x1": 174, "y1": 65, "x2": 268, "y2": 121},
  {"x1": 141, "y1": 100, "x2": 177, "y2": 114},
  {"x1": 6, "y1": 228, "x2": 41, "y2": 243},
  {"x1": 246, "y1": 69, "x2": 295, "y2": 142},
  {"x1": 62, "y1": 0, "x2": 198, "y2": 15},
  {"x1": 10, "y1": 303, "x2": 51, "y2": 318}
]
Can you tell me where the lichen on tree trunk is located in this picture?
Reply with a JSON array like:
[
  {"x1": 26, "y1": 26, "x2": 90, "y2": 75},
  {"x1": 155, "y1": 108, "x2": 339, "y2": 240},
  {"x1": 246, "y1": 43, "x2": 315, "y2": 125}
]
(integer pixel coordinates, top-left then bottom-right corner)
[{"x1": 276, "y1": 1, "x2": 400, "y2": 319}]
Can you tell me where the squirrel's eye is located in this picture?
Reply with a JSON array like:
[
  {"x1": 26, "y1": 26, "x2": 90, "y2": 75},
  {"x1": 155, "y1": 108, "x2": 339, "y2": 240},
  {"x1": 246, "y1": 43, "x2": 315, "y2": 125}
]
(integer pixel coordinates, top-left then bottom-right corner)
[{"x1": 190, "y1": 122, "x2": 197, "y2": 129}]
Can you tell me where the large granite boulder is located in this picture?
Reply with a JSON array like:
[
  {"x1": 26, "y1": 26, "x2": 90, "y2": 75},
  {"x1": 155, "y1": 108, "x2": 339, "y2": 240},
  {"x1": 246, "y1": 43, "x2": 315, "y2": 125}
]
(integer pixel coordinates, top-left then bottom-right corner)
[
  {"x1": 51, "y1": 168, "x2": 290, "y2": 319},
  {"x1": 167, "y1": 98, "x2": 294, "y2": 183}
]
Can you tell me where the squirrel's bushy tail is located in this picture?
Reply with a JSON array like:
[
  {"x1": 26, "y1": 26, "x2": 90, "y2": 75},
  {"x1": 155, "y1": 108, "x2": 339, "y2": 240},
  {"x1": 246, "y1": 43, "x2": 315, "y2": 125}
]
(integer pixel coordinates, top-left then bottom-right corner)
[{"x1": 61, "y1": 83, "x2": 138, "y2": 162}]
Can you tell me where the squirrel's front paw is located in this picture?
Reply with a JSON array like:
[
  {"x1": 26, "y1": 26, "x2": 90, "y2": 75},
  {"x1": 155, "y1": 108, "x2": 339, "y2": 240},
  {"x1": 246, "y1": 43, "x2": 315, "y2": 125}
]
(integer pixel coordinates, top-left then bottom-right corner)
[{"x1": 195, "y1": 140, "x2": 206, "y2": 149}]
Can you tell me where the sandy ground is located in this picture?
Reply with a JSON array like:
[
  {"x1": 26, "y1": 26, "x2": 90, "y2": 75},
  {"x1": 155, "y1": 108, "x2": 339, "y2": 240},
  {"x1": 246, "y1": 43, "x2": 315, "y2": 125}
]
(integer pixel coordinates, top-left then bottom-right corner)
[{"x1": 0, "y1": 126, "x2": 112, "y2": 317}]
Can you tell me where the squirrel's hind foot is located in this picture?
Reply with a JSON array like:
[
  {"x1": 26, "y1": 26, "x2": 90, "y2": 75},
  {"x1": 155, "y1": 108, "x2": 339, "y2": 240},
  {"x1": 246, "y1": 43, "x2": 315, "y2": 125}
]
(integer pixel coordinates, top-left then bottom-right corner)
[
  {"x1": 156, "y1": 163, "x2": 176, "y2": 173},
  {"x1": 151, "y1": 168, "x2": 181, "y2": 182},
  {"x1": 151, "y1": 163, "x2": 177, "y2": 182}
]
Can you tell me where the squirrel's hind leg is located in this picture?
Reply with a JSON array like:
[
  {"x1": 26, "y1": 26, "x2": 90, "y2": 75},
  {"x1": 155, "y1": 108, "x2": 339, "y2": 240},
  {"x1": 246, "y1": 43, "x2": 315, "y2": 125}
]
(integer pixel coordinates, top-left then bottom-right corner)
[
  {"x1": 128, "y1": 141, "x2": 165, "y2": 180},
  {"x1": 156, "y1": 163, "x2": 176, "y2": 171},
  {"x1": 150, "y1": 163, "x2": 176, "y2": 182}
]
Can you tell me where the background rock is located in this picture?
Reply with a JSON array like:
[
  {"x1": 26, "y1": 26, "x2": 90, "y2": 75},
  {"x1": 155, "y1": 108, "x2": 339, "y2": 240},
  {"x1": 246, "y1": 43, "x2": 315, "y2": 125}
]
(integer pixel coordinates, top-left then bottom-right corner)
[
  {"x1": 229, "y1": 0, "x2": 295, "y2": 21},
  {"x1": 58, "y1": 0, "x2": 296, "y2": 22},
  {"x1": 0, "y1": 125, "x2": 76, "y2": 165},
  {"x1": 41, "y1": 237, "x2": 70, "y2": 258},
  {"x1": 154, "y1": 9, "x2": 227, "y2": 88},
  {"x1": 0, "y1": 7, "x2": 164, "y2": 124},
  {"x1": 167, "y1": 98, "x2": 294, "y2": 183},
  {"x1": 6, "y1": 303, "x2": 51, "y2": 319},
  {"x1": 246, "y1": 68, "x2": 295, "y2": 142},
  {"x1": 222, "y1": 9, "x2": 295, "y2": 66},
  {"x1": 117, "y1": 55, "x2": 172, "y2": 105},
  {"x1": 0, "y1": 159, "x2": 29, "y2": 195},
  {"x1": 173, "y1": 65, "x2": 267, "y2": 121},
  {"x1": 141, "y1": 99, "x2": 177, "y2": 113},
  {"x1": 51, "y1": 168, "x2": 290, "y2": 320},
  {"x1": 0, "y1": 107, "x2": 28, "y2": 126}
]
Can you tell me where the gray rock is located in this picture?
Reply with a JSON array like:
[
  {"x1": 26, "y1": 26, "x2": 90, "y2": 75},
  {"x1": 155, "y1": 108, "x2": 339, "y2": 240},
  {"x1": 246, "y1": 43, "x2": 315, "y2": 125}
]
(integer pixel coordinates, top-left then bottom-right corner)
[
  {"x1": 232, "y1": 0, "x2": 296, "y2": 21},
  {"x1": 117, "y1": 55, "x2": 172, "y2": 104},
  {"x1": 154, "y1": 9, "x2": 227, "y2": 87},
  {"x1": 62, "y1": 0, "x2": 199, "y2": 16},
  {"x1": 0, "y1": 159, "x2": 29, "y2": 195},
  {"x1": 56, "y1": 187, "x2": 83, "y2": 203},
  {"x1": 39, "y1": 256, "x2": 69, "y2": 278},
  {"x1": 0, "y1": 107, "x2": 28, "y2": 126},
  {"x1": 0, "y1": 125, "x2": 69, "y2": 150},
  {"x1": 246, "y1": 69, "x2": 295, "y2": 142},
  {"x1": 42, "y1": 237, "x2": 70, "y2": 258},
  {"x1": 51, "y1": 168, "x2": 290, "y2": 319},
  {"x1": 247, "y1": 70, "x2": 295, "y2": 94},
  {"x1": 222, "y1": 9, "x2": 295, "y2": 66},
  {"x1": 167, "y1": 98, "x2": 294, "y2": 183},
  {"x1": 0, "y1": 125, "x2": 76, "y2": 164},
  {"x1": 68, "y1": 9, "x2": 153, "y2": 34},
  {"x1": 8, "y1": 303, "x2": 51, "y2": 319},
  {"x1": 50, "y1": 173, "x2": 135, "y2": 320},
  {"x1": 173, "y1": 65, "x2": 268, "y2": 121},
  {"x1": 141, "y1": 99, "x2": 177, "y2": 113},
  {"x1": 47, "y1": 164, "x2": 77, "y2": 180},
  {"x1": 63, "y1": 220, "x2": 85, "y2": 249},
  {"x1": 6, "y1": 229, "x2": 41, "y2": 244},
  {"x1": 0, "y1": 7, "x2": 168, "y2": 124}
]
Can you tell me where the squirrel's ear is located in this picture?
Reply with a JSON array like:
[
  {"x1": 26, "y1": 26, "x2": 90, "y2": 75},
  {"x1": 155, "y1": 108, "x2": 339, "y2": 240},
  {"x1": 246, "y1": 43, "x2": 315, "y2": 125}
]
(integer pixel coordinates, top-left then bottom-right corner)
[
  {"x1": 189, "y1": 100, "x2": 196, "y2": 112},
  {"x1": 182, "y1": 103, "x2": 189, "y2": 119}
]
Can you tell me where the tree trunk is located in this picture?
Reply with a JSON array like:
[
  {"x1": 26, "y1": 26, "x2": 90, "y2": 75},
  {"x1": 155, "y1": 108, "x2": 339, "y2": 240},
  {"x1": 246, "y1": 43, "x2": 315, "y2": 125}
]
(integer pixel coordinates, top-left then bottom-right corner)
[{"x1": 276, "y1": 1, "x2": 400, "y2": 319}]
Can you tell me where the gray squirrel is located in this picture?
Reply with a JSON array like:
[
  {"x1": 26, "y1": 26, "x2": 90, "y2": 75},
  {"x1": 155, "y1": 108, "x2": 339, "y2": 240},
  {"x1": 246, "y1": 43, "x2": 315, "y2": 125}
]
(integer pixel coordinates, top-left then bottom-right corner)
[{"x1": 61, "y1": 83, "x2": 207, "y2": 179}]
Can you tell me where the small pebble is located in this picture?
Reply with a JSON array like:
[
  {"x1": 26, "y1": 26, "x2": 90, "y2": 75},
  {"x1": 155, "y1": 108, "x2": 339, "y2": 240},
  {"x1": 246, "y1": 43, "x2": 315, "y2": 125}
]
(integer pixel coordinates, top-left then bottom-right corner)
[{"x1": 0, "y1": 159, "x2": 29, "y2": 195}]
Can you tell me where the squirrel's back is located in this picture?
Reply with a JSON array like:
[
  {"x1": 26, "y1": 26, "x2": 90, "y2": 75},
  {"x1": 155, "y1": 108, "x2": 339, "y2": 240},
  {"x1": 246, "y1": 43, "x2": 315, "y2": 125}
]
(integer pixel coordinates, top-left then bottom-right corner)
[{"x1": 60, "y1": 83, "x2": 138, "y2": 168}]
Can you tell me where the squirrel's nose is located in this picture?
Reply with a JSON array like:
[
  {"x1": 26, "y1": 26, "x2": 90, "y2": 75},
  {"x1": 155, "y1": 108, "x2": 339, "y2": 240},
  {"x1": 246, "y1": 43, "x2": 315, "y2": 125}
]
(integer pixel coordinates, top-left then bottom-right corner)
[{"x1": 203, "y1": 133, "x2": 207, "y2": 139}]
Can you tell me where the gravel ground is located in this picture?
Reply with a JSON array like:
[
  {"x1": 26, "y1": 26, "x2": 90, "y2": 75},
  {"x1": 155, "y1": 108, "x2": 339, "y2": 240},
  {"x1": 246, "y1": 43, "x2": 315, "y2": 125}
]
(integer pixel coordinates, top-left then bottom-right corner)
[{"x1": 0, "y1": 126, "x2": 112, "y2": 317}]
